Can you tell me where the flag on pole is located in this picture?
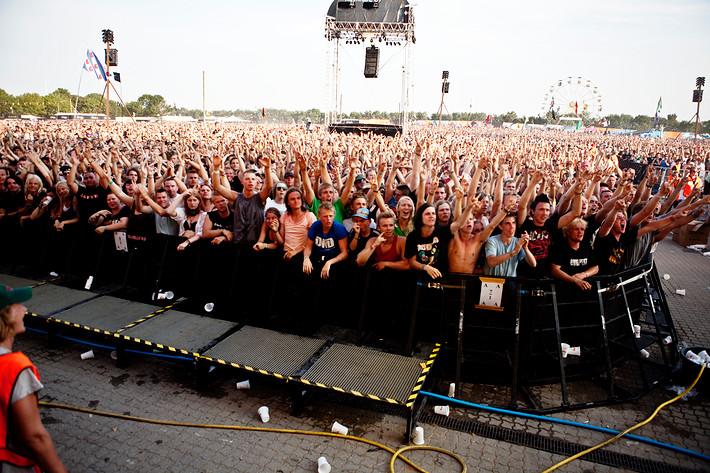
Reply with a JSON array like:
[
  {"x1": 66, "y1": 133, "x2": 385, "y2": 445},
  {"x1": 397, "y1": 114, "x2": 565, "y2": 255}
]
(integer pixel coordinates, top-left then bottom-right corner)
[
  {"x1": 576, "y1": 119, "x2": 582, "y2": 130},
  {"x1": 574, "y1": 101, "x2": 578, "y2": 115},
  {"x1": 654, "y1": 97, "x2": 662, "y2": 123},
  {"x1": 113, "y1": 72, "x2": 121, "y2": 82},
  {"x1": 261, "y1": 107, "x2": 265, "y2": 119},
  {"x1": 85, "y1": 49, "x2": 107, "y2": 81}
]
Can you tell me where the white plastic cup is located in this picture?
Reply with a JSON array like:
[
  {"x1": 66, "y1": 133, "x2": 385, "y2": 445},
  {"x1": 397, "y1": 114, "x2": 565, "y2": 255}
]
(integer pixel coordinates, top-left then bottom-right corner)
[
  {"x1": 84, "y1": 275, "x2": 94, "y2": 290},
  {"x1": 80, "y1": 350, "x2": 94, "y2": 360},
  {"x1": 236, "y1": 380, "x2": 250, "y2": 390},
  {"x1": 412, "y1": 426, "x2": 425, "y2": 445},
  {"x1": 639, "y1": 349, "x2": 650, "y2": 358},
  {"x1": 698, "y1": 350, "x2": 710, "y2": 364},
  {"x1": 204, "y1": 302, "x2": 214, "y2": 312},
  {"x1": 110, "y1": 350, "x2": 118, "y2": 360},
  {"x1": 331, "y1": 421, "x2": 348, "y2": 435},
  {"x1": 633, "y1": 325, "x2": 641, "y2": 339},
  {"x1": 157, "y1": 292, "x2": 167, "y2": 300},
  {"x1": 258, "y1": 406, "x2": 270, "y2": 423},
  {"x1": 675, "y1": 289, "x2": 686, "y2": 296},
  {"x1": 567, "y1": 346, "x2": 581, "y2": 357},
  {"x1": 686, "y1": 352, "x2": 703, "y2": 365},
  {"x1": 448, "y1": 382, "x2": 456, "y2": 398},
  {"x1": 663, "y1": 335, "x2": 673, "y2": 345},
  {"x1": 49, "y1": 271, "x2": 59, "y2": 277},
  {"x1": 164, "y1": 291, "x2": 174, "y2": 300},
  {"x1": 317, "y1": 456, "x2": 331, "y2": 473},
  {"x1": 561, "y1": 343, "x2": 570, "y2": 358},
  {"x1": 663, "y1": 273, "x2": 670, "y2": 280},
  {"x1": 43, "y1": 196, "x2": 53, "y2": 205},
  {"x1": 434, "y1": 405, "x2": 450, "y2": 416}
]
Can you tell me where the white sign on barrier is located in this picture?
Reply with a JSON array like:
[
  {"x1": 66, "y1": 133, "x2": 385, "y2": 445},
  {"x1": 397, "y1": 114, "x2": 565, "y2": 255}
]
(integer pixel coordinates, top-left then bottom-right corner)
[
  {"x1": 114, "y1": 231, "x2": 128, "y2": 252},
  {"x1": 476, "y1": 277, "x2": 505, "y2": 311}
]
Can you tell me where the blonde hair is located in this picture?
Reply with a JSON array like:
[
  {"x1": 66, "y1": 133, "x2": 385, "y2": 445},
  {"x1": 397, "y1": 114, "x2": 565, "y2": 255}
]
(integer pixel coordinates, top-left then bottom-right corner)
[{"x1": 24, "y1": 173, "x2": 45, "y2": 198}]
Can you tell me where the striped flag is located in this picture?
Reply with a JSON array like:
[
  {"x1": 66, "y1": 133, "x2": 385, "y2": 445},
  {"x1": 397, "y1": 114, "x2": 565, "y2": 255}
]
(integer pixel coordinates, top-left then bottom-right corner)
[
  {"x1": 84, "y1": 49, "x2": 107, "y2": 81},
  {"x1": 654, "y1": 97, "x2": 662, "y2": 123}
]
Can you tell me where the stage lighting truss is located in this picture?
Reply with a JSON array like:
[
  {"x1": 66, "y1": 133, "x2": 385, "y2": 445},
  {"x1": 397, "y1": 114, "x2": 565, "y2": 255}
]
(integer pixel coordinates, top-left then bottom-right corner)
[{"x1": 324, "y1": 3, "x2": 415, "y2": 133}]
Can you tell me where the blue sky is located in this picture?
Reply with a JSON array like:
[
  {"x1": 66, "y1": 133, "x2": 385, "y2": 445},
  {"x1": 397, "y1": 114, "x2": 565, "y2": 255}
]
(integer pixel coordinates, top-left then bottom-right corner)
[{"x1": 1, "y1": 0, "x2": 708, "y2": 119}]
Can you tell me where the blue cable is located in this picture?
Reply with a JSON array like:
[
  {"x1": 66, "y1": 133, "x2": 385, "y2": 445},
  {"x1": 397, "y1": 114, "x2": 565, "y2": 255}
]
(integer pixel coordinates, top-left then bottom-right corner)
[
  {"x1": 25, "y1": 327, "x2": 194, "y2": 362},
  {"x1": 421, "y1": 390, "x2": 710, "y2": 462}
]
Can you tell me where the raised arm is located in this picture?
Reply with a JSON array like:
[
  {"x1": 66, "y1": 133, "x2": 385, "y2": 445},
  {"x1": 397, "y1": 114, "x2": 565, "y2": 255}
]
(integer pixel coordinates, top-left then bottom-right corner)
[{"x1": 210, "y1": 156, "x2": 238, "y2": 201}]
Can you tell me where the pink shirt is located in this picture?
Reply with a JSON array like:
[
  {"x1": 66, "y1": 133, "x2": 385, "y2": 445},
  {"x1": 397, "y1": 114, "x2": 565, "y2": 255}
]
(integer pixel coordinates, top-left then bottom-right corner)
[{"x1": 281, "y1": 211, "x2": 317, "y2": 252}]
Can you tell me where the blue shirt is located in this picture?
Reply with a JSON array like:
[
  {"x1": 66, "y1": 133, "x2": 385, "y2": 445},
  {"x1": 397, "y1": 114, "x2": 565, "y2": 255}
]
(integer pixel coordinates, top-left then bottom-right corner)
[
  {"x1": 484, "y1": 235, "x2": 525, "y2": 277},
  {"x1": 308, "y1": 221, "x2": 348, "y2": 261}
]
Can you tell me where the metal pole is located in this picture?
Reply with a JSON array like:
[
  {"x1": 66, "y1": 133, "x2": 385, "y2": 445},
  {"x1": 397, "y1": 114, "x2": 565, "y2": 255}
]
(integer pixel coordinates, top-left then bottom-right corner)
[
  {"x1": 695, "y1": 87, "x2": 701, "y2": 143},
  {"x1": 202, "y1": 71, "x2": 206, "y2": 123},
  {"x1": 105, "y1": 42, "x2": 110, "y2": 125}
]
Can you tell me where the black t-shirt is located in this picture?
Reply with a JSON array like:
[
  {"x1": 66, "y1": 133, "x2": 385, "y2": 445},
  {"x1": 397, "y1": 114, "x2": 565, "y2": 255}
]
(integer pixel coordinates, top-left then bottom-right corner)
[
  {"x1": 594, "y1": 227, "x2": 638, "y2": 275},
  {"x1": 0, "y1": 190, "x2": 26, "y2": 214},
  {"x1": 517, "y1": 216, "x2": 557, "y2": 277},
  {"x1": 207, "y1": 209, "x2": 234, "y2": 231},
  {"x1": 550, "y1": 239, "x2": 597, "y2": 277},
  {"x1": 404, "y1": 225, "x2": 453, "y2": 272},
  {"x1": 76, "y1": 185, "x2": 109, "y2": 224},
  {"x1": 347, "y1": 228, "x2": 380, "y2": 261},
  {"x1": 104, "y1": 205, "x2": 131, "y2": 227}
]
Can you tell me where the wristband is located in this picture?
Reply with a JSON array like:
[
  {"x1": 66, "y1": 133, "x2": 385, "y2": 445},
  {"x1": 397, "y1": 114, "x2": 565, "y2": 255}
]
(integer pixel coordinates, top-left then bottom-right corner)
[
  {"x1": 109, "y1": 179, "x2": 114, "y2": 185},
  {"x1": 104, "y1": 226, "x2": 108, "y2": 231},
  {"x1": 370, "y1": 245, "x2": 376, "y2": 251}
]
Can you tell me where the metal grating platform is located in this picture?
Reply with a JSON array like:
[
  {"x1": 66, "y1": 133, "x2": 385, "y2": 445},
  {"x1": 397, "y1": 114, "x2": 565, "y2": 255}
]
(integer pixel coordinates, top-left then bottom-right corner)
[
  {"x1": 0, "y1": 274, "x2": 38, "y2": 289},
  {"x1": 202, "y1": 326, "x2": 325, "y2": 377},
  {"x1": 301, "y1": 344, "x2": 428, "y2": 404},
  {"x1": 25, "y1": 284, "x2": 96, "y2": 316},
  {"x1": 120, "y1": 310, "x2": 237, "y2": 354},
  {"x1": 51, "y1": 296, "x2": 161, "y2": 333}
]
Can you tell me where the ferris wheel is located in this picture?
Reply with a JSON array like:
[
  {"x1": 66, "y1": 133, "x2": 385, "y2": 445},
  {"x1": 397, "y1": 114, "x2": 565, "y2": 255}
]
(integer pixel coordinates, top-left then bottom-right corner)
[{"x1": 541, "y1": 77, "x2": 603, "y2": 122}]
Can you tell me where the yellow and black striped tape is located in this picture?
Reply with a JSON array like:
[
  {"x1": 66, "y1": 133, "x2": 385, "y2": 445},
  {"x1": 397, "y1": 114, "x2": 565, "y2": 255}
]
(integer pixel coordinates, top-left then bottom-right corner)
[
  {"x1": 406, "y1": 344, "x2": 440, "y2": 408},
  {"x1": 198, "y1": 356, "x2": 289, "y2": 380},
  {"x1": 117, "y1": 299, "x2": 184, "y2": 333}
]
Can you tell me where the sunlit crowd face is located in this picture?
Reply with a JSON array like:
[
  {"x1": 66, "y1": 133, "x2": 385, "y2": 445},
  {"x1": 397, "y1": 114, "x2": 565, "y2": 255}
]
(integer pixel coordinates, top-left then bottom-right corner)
[{"x1": 437, "y1": 203, "x2": 451, "y2": 223}]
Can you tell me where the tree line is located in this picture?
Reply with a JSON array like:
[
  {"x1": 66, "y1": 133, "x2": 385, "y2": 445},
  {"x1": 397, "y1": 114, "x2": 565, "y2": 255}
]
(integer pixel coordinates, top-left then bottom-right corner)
[{"x1": 1, "y1": 87, "x2": 707, "y2": 133}]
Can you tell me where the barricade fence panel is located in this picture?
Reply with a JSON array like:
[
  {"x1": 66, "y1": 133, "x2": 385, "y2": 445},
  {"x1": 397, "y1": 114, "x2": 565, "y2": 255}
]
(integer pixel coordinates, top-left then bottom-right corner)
[{"x1": 5, "y1": 224, "x2": 678, "y2": 408}]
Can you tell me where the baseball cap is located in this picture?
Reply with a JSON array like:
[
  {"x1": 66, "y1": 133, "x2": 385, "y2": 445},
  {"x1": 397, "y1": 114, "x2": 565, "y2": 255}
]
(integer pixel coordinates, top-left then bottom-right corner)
[
  {"x1": 355, "y1": 174, "x2": 366, "y2": 182},
  {"x1": 0, "y1": 285, "x2": 32, "y2": 311},
  {"x1": 352, "y1": 208, "x2": 370, "y2": 220}
]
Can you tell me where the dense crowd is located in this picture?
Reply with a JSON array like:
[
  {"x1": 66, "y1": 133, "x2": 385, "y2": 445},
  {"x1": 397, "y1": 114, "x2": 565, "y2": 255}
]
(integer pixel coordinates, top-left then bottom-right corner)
[{"x1": 1, "y1": 119, "x2": 709, "y2": 303}]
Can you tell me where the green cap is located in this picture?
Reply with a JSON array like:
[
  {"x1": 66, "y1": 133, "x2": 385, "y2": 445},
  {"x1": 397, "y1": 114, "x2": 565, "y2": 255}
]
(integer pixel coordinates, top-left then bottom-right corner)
[{"x1": 0, "y1": 285, "x2": 33, "y2": 311}]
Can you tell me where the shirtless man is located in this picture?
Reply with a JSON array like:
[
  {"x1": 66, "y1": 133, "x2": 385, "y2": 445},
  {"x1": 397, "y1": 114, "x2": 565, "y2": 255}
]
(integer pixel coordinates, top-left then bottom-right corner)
[
  {"x1": 448, "y1": 199, "x2": 515, "y2": 274},
  {"x1": 356, "y1": 210, "x2": 409, "y2": 270}
]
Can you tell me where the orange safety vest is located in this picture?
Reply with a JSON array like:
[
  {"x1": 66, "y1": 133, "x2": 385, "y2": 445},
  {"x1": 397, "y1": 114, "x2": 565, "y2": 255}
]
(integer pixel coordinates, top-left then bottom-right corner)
[{"x1": 0, "y1": 351, "x2": 42, "y2": 472}]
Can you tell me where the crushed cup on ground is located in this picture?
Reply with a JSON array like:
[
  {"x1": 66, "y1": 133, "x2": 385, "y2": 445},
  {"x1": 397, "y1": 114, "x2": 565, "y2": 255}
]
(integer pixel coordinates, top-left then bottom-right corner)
[
  {"x1": 80, "y1": 350, "x2": 94, "y2": 360},
  {"x1": 258, "y1": 406, "x2": 269, "y2": 422},
  {"x1": 331, "y1": 421, "x2": 348, "y2": 435}
]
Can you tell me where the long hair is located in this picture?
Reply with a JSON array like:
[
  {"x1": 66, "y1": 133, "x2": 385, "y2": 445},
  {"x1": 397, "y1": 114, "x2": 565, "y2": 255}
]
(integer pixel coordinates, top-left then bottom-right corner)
[
  {"x1": 414, "y1": 203, "x2": 434, "y2": 230},
  {"x1": 396, "y1": 196, "x2": 415, "y2": 234},
  {"x1": 24, "y1": 173, "x2": 44, "y2": 198},
  {"x1": 285, "y1": 187, "x2": 308, "y2": 215}
]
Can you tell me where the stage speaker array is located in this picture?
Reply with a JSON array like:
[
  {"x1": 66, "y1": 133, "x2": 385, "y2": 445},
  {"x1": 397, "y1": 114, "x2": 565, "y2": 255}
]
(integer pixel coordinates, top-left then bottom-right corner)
[
  {"x1": 364, "y1": 46, "x2": 379, "y2": 78},
  {"x1": 106, "y1": 49, "x2": 118, "y2": 67}
]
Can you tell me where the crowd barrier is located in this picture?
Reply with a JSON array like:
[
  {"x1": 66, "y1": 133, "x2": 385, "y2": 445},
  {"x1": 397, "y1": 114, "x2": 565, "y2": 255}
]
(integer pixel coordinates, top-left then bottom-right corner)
[{"x1": 3, "y1": 222, "x2": 679, "y2": 412}]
